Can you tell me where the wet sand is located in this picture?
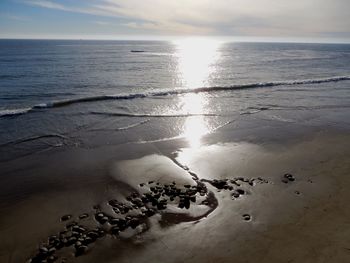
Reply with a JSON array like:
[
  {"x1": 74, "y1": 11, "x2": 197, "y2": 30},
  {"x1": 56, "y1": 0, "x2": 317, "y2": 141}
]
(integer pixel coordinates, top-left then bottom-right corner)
[{"x1": 1, "y1": 123, "x2": 350, "y2": 262}]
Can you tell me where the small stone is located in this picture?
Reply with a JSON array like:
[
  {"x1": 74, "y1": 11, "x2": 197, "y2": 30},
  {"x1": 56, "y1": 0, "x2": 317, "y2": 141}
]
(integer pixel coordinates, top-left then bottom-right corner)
[
  {"x1": 79, "y1": 213, "x2": 89, "y2": 220},
  {"x1": 75, "y1": 245, "x2": 87, "y2": 257},
  {"x1": 39, "y1": 247, "x2": 49, "y2": 254},
  {"x1": 281, "y1": 178, "x2": 289, "y2": 184},
  {"x1": 242, "y1": 214, "x2": 251, "y2": 221},
  {"x1": 47, "y1": 255, "x2": 57, "y2": 263},
  {"x1": 236, "y1": 189, "x2": 245, "y2": 195},
  {"x1": 129, "y1": 218, "x2": 140, "y2": 229},
  {"x1": 60, "y1": 215, "x2": 72, "y2": 222},
  {"x1": 111, "y1": 226, "x2": 120, "y2": 235},
  {"x1": 284, "y1": 173, "x2": 295, "y2": 182}
]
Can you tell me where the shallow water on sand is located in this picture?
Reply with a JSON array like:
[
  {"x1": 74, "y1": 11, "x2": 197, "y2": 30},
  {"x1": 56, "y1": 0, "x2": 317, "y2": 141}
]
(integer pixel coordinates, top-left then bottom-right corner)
[{"x1": 1, "y1": 132, "x2": 350, "y2": 263}]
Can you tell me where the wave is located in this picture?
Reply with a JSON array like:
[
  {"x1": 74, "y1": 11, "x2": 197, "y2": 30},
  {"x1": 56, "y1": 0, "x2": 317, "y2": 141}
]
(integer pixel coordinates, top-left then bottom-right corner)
[
  {"x1": 89, "y1": 111, "x2": 221, "y2": 118},
  {"x1": 0, "y1": 108, "x2": 32, "y2": 117},
  {"x1": 1, "y1": 75, "x2": 349, "y2": 119}
]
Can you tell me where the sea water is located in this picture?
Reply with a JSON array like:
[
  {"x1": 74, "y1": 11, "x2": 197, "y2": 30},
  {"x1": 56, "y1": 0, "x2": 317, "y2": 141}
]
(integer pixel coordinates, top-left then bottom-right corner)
[{"x1": 0, "y1": 40, "x2": 350, "y2": 162}]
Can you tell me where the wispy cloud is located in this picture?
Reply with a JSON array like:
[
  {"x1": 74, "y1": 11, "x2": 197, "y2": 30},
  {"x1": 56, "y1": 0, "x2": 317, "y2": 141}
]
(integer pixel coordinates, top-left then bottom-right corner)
[
  {"x1": 21, "y1": 0, "x2": 350, "y2": 38},
  {"x1": 1, "y1": 13, "x2": 30, "y2": 21},
  {"x1": 23, "y1": 0, "x2": 67, "y2": 11},
  {"x1": 93, "y1": 21, "x2": 111, "y2": 26}
]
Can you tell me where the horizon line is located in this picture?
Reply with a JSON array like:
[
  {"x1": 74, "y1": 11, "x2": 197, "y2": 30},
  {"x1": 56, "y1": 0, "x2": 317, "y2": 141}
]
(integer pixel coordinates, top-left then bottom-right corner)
[{"x1": 0, "y1": 36, "x2": 350, "y2": 44}]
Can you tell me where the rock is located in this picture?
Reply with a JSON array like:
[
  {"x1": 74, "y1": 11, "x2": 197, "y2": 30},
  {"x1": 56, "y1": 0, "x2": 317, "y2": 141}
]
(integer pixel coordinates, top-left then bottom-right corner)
[
  {"x1": 236, "y1": 189, "x2": 245, "y2": 195},
  {"x1": 144, "y1": 208, "x2": 155, "y2": 217},
  {"x1": 283, "y1": 173, "x2": 295, "y2": 182},
  {"x1": 87, "y1": 231, "x2": 99, "y2": 240},
  {"x1": 75, "y1": 245, "x2": 87, "y2": 257},
  {"x1": 242, "y1": 214, "x2": 251, "y2": 221},
  {"x1": 210, "y1": 179, "x2": 228, "y2": 190},
  {"x1": 60, "y1": 215, "x2": 72, "y2": 222},
  {"x1": 66, "y1": 221, "x2": 77, "y2": 229},
  {"x1": 129, "y1": 218, "x2": 140, "y2": 229},
  {"x1": 79, "y1": 213, "x2": 89, "y2": 220},
  {"x1": 281, "y1": 178, "x2": 289, "y2": 184},
  {"x1": 111, "y1": 226, "x2": 120, "y2": 235},
  {"x1": 39, "y1": 247, "x2": 49, "y2": 254},
  {"x1": 47, "y1": 255, "x2": 58, "y2": 263}
]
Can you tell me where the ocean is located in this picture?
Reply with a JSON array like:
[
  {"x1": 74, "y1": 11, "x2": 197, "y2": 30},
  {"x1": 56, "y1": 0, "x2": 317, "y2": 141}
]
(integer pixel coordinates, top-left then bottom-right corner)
[{"x1": 1, "y1": 39, "x2": 350, "y2": 161}]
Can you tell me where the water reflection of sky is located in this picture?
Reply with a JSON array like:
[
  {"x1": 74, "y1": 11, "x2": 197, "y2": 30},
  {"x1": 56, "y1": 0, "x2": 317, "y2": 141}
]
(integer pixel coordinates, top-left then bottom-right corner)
[{"x1": 174, "y1": 38, "x2": 222, "y2": 148}]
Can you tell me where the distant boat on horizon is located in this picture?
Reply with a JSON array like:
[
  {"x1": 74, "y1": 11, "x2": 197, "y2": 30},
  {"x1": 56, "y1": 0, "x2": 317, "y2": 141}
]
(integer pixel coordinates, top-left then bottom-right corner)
[{"x1": 130, "y1": 50, "x2": 146, "y2": 53}]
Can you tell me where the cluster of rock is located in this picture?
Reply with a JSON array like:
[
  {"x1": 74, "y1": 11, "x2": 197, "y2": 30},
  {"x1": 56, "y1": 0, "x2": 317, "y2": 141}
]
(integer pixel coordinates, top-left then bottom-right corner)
[
  {"x1": 29, "y1": 174, "x2": 294, "y2": 263},
  {"x1": 203, "y1": 176, "x2": 269, "y2": 199},
  {"x1": 29, "y1": 180, "x2": 211, "y2": 262}
]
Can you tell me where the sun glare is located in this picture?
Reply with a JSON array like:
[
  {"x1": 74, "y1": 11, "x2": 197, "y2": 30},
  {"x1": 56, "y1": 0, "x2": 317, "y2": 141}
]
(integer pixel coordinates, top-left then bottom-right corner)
[
  {"x1": 174, "y1": 38, "x2": 222, "y2": 148},
  {"x1": 174, "y1": 38, "x2": 221, "y2": 89}
]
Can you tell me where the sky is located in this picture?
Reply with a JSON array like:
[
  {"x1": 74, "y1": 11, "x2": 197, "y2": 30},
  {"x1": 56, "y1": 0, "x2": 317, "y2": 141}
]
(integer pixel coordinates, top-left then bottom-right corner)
[{"x1": 0, "y1": 0, "x2": 350, "y2": 42}]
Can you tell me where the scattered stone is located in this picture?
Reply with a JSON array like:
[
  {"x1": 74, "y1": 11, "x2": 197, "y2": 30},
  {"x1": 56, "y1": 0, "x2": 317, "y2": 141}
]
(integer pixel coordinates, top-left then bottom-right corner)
[{"x1": 29, "y1": 175, "x2": 275, "y2": 262}]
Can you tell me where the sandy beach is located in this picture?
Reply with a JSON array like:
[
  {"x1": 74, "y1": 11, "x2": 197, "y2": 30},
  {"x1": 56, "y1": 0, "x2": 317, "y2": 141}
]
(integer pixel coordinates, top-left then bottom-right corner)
[{"x1": 1, "y1": 111, "x2": 350, "y2": 263}]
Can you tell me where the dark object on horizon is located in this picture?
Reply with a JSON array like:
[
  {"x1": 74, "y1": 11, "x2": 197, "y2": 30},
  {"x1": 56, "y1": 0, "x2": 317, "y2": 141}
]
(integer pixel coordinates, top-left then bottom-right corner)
[{"x1": 130, "y1": 50, "x2": 146, "y2": 53}]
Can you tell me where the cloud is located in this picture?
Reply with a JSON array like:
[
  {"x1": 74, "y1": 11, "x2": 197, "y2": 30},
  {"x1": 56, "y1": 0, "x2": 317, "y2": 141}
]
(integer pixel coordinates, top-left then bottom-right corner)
[
  {"x1": 22, "y1": 0, "x2": 350, "y2": 38},
  {"x1": 23, "y1": 0, "x2": 67, "y2": 10},
  {"x1": 1, "y1": 13, "x2": 30, "y2": 21}
]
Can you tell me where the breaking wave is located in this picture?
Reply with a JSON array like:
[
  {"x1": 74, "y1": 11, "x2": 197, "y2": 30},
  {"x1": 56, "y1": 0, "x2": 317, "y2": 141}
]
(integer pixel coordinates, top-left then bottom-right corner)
[{"x1": 1, "y1": 75, "x2": 349, "y2": 118}]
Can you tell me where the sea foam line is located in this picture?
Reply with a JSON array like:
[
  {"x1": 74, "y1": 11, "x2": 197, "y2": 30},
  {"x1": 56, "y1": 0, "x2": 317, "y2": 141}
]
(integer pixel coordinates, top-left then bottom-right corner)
[{"x1": 1, "y1": 75, "x2": 349, "y2": 118}]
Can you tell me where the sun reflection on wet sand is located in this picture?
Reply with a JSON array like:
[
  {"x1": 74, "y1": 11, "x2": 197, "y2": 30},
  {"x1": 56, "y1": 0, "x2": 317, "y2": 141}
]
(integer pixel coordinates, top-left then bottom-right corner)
[
  {"x1": 179, "y1": 93, "x2": 209, "y2": 148},
  {"x1": 174, "y1": 38, "x2": 221, "y2": 148}
]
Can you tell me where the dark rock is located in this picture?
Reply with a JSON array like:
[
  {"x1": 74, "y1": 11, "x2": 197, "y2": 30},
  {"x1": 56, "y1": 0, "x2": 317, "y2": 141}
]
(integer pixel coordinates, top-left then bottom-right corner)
[
  {"x1": 129, "y1": 218, "x2": 140, "y2": 229},
  {"x1": 75, "y1": 245, "x2": 87, "y2": 257},
  {"x1": 210, "y1": 179, "x2": 228, "y2": 189},
  {"x1": 144, "y1": 208, "x2": 156, "y2": 217},
  {"x1": 236, "y1": 189, "x2": 245, "y2": 195},
  {"x1": 242, "y1": 214, "x2": 251, "y2": 221},
  {"x1": 281, "y1": 178, "x2": 289, "y2": 184},
  {"x1": 284, "y1": 173, "x2": 295, "y2": 181},
  {"x1": 47, "y1": 255, "x2": 58, "y2": 263},
  {"x1": 78, "y1": 213, "x2": 89, "y2": 220},
  {"x1": 111, "y1": 226, "x2": 120, "y2": 235},
  {"x1": 87, "y1": 231, "x2": 99, "y2": 240},
  {"x1": 60, "y1": 215, "x2": 72, "y2": 222},
  {"x1": 66, "y1": 221, "x2": 77, "y2": 229},
  {"x1": 39, "y1": 247, "x2": 49, "y2": 254}
]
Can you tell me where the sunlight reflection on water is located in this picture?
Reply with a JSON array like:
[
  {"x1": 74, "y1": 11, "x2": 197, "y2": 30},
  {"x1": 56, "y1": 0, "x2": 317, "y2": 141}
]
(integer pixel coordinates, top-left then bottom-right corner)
[{"x1": 174, "y1": 38, "x2": 222, "y2": 148}]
